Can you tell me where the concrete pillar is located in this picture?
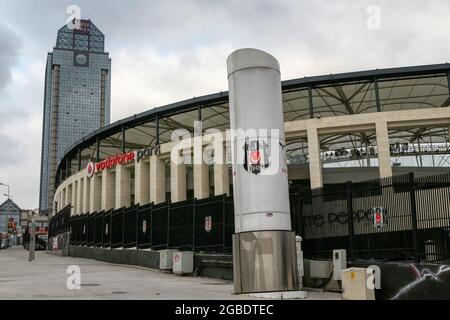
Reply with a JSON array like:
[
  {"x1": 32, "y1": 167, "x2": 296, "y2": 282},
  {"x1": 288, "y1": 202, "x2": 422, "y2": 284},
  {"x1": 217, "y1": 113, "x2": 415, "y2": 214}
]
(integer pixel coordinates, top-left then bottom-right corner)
[
  {"x1": 76, "y1": 178, "x2": 83, "y2": 215},
  {"x1": 214, "y1": 142, "x2": 230, "y2": 196},
  {"x1": 307, "y1": 127, "x2": 323, "y2": 190},
  {"x1": 102, "y1": 169, "x2": 115, "y2": 210},
  {"x1": 65, "y1": 187, "x2": 69, "y2": 208},
  {"x1": 194, "y1": 163, "x2": 209, "y2": 199},
  {"x1": 67, "y1": 184, "x2": 73, "y2": 215},
  {"x1": 115, "y1": 165, "x2": 131, "y2": 208},
  {"x1": 194, "y1": 139, "x2": 209, "y2": 199},
  {"x1": 72, "y1": 182, "x2": 77, "y2": 216},
  {"x1": 82, "y1": 175, "x2": 90, "y2": 213},
  {"x1": 89, "y1": 173, "x2": 102, "y2": 212},
  {"x1": 135, "y1": 160, "x2": 150, "y2": 205},
  {"x1": 376, "y1": 121, "x2": 392, "y2": 178},
  {"x1": 171, "y1": 150, "x2": 187, "y2": 203},
  {"x1": 58, "y1": 191, "x2": 62, "y2": 211},
  {"x1": 62, "y1": 188, "x2": 66, "y2": 208},
  {"x1": 150, "y1": 156, "x2": 166, "y2": 204}
]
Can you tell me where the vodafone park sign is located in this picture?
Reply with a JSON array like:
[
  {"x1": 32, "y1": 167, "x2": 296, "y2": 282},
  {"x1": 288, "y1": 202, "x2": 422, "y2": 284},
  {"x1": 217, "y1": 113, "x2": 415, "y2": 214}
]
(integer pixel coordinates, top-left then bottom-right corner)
[{"x1": 86, "y1": 146, "x2": 160, "y2": 178}]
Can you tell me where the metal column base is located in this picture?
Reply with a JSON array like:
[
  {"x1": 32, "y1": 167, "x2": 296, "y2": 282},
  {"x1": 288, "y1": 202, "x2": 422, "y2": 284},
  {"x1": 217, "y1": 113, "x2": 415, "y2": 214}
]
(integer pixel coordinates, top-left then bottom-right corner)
[{"x1": 233, "y1": 230, "x2": 299, "y2": 294}]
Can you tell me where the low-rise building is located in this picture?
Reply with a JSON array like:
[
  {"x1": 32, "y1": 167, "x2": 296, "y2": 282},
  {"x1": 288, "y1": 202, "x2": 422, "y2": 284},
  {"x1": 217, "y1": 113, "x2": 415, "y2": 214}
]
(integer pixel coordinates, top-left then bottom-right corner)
[{"x1": 0, "y1": 199, "x2": 21, "y2": 245}]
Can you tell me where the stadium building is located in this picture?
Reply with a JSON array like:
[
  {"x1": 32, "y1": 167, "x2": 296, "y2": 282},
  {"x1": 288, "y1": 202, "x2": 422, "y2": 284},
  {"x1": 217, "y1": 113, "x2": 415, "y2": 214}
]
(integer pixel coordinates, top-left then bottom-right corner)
[{"x1": 51, "y1": 63, "x2": 450, "y2": 217}]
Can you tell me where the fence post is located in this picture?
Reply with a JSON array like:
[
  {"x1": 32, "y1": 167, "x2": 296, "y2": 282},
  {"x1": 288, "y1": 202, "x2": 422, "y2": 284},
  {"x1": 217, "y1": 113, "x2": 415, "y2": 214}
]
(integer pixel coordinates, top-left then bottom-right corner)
[
  {"x1": 122, "y1": 207, "x2": 125, "y2": 248},
  {"x1": 193, "y1": 198, "x2": 196, "y2": 252},
  {"x1": 222, "y1": 194, "x2": 226, "y2": 254},
  {"x1": 408, "y1": 172, "x2": 420, "y2": 263},
  {"x1": 296, "y1": 186, "x2": 304, "y2": 237},
  {"x1": 346, "y1": 181, "x2": 355, "y2": 260},
  {"x1": 136, "y1": 205, "x2": 139, "y2": 250},
  {"x1": 150, "y1": 203, "x2": 153, "y2": 248},
  {"x1": 101, "y1": 212, "x2": 104, "y2": 248},
  {"x1": 92, "y1": 214, "x2": 95, "y2": 247},
  {"x1": 298, "y1": 197, "x2": 305, "y2": 239},
  {"x1": 167, "y1": 201, "x2": 171, "y2": 249}
]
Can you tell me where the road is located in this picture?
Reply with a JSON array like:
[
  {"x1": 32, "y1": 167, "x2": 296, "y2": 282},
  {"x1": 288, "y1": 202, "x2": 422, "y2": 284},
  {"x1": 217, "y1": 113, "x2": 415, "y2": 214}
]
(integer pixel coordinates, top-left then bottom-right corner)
[{"x1": 0, "y1": 247, "x2": 341, "y2": 300}]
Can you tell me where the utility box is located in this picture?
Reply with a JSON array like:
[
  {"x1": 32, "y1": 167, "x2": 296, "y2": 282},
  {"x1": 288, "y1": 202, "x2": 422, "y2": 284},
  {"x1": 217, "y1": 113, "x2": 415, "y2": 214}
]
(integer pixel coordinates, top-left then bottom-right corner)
[
  {"x1": 333, "y1": 249, "x2": 347, "y2": 281},
  {"x1": 341, "y1": 268, "x2": 375, "y2": 300},
  {"x1": 173, "y1": 251, "x2": 194, "y2": 275},
  {"x1": 309, "y1": 260, "x2": 332, "y2": 279},
  {"x1": 159, "y1": 250, "x2": 178, "y2": 270}
]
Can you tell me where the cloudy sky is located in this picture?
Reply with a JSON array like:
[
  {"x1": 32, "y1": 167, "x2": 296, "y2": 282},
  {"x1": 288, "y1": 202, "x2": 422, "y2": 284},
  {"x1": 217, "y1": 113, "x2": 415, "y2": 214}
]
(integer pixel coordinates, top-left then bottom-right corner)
[{"x1": 0, "y1": 0, "x2": 450, "y2": 209}]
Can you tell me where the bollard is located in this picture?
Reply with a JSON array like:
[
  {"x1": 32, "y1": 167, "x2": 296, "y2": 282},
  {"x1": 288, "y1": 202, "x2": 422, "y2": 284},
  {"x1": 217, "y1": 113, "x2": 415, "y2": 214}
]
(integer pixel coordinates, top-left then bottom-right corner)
[
  {"x1": 28, "y1": 219, "x2": 36, "y2": 262},
  {"x1": 296, "y1": 235, "x2": 304, "y2": 290},
  {"x1": 228, "y1": 49, "x2": 298, "y2": 293}
]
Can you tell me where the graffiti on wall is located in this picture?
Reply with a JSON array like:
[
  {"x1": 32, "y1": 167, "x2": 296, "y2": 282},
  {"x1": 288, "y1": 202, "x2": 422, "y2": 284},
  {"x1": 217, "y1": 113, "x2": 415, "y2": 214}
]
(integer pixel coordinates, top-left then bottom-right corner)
[
  {"x1": 48, "y1": 232, "x2": 70, "y2": 251},
  {"x1": 303, "y1": 208, "x2": 388, "y2": 228},
  {"x1": 391, "y1": 264, "x2": 450, "y2": 300}
]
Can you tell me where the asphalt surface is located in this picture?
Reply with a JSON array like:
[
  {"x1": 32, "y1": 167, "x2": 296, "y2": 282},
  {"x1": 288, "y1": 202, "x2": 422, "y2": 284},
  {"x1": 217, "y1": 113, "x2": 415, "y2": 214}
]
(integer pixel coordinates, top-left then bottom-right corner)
[{"x1": 0, "y1": 247, "x2": 342, "y2": 300}]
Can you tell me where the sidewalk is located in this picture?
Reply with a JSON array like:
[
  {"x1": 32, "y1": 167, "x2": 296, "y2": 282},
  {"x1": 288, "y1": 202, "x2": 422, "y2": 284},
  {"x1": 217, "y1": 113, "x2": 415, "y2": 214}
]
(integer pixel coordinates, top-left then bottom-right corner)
[{"x1": 0, "y1": 247, "x2": 342, "y2": 300}]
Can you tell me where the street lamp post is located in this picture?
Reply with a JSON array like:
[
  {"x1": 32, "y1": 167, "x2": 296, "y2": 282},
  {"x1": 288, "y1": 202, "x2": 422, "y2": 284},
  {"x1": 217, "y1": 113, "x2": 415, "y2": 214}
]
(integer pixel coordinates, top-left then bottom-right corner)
[
  {"x1": 0, "y1": 183, "x2": 11, "y2": 245},
  {"x1": 0, "y1": 183, "x2": 10, "y2": 200},
  {"x1": 29, "y1": 219, "x2": 36, "y2": 262}
]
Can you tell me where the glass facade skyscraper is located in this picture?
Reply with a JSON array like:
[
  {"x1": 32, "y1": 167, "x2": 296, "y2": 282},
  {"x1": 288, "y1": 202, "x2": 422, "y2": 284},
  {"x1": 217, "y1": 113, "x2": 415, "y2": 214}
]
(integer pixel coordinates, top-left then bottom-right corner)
[{"x1": 39, "y1": 20, "x2": 111, "y2": 215}]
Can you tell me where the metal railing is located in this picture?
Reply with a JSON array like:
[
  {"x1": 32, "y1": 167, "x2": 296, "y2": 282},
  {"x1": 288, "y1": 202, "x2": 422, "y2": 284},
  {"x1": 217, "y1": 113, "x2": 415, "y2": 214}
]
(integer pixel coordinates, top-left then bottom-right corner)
[
  {"x1": 290, "y1": 172, "x2": 450, "y2": 263},
  {"x1": 49, "y1": 194, "x2": 234, "y2": 254},
  {"x1": 50, "y1": 172, "x2": 450, "y2": 263}
]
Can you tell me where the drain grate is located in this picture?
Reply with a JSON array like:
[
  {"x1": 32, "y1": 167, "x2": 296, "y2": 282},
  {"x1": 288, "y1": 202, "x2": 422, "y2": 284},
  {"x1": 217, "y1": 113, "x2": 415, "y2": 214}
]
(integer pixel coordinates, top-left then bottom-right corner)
[{"x1": 112, "y1": 291, "x2": 127, "y2": 295}]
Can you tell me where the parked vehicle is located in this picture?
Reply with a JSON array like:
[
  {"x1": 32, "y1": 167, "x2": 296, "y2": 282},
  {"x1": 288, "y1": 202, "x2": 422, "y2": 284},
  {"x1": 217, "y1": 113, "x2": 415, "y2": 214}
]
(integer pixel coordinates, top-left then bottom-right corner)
[{"x1": 0, "y1": 235, "x2": 8, "y2": 250}]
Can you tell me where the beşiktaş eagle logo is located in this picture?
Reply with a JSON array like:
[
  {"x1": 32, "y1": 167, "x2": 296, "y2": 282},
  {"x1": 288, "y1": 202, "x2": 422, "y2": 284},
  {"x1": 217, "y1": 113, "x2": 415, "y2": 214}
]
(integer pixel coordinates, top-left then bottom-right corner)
[
  {"x1": 243, "y1": 138, "x2": 270, "y2": 175},
  {"x1": 204, "y1": 216, "x2": 212, "y2": 233},
  {"x1": 370, "y1": 207, "x2": 386, "y2": 229},
  {"x1": 142, "y1": 220, "x2": 147, "y2": 234}
]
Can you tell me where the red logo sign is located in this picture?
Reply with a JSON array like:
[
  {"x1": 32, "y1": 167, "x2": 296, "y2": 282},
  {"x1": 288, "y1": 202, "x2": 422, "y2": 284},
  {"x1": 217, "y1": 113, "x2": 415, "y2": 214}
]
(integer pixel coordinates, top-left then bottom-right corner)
[
  {"x1": 86, "y1": 162, "x2": 95, "y2": 178},
  {"x1": 96, "y1": 152, "x2": 135, "y2": 172},
  {"x1": 86, "y1": 152, "x2": 136, "y2": 178}
]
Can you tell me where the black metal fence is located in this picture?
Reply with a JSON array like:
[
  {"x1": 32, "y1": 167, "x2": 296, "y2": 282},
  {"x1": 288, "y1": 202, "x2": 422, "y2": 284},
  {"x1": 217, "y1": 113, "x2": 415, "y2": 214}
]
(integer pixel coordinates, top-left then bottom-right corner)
[
  {"x1": 48, "y1": 205, "x2": 70, "y2": 236},
  {"x1": 290, "y1": 172, "x2": 450, "y2": 264},
  {"x1": 49, "y1": 172, "x2": 450, "y2": 263},
  {"x1": 50, "y1": 194, "x2": 235, "y2": 254}
]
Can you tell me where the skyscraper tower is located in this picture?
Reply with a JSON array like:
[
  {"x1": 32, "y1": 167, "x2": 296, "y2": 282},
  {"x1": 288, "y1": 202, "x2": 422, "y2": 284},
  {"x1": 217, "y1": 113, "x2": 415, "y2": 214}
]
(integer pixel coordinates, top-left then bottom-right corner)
[{"x1": 39, "y1": 20, "x2": 111, "y2": 215}]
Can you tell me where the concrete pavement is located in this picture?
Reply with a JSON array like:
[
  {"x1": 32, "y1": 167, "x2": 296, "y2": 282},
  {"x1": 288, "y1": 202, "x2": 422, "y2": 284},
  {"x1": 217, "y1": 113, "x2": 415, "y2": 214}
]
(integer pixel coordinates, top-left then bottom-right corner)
[{"x1": 0, "y1": 247, "x2": 342, "y2": 300}]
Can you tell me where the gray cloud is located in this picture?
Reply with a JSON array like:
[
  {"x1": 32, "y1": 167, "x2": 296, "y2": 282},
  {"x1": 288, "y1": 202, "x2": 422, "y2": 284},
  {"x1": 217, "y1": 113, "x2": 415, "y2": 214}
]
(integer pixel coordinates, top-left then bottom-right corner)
[
  {"x1": 0, "y1": 133, "x2": 23, "y2": 166},
  {"x1": 0, "y1": 23, "x2": 21, "y2": 91}
]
